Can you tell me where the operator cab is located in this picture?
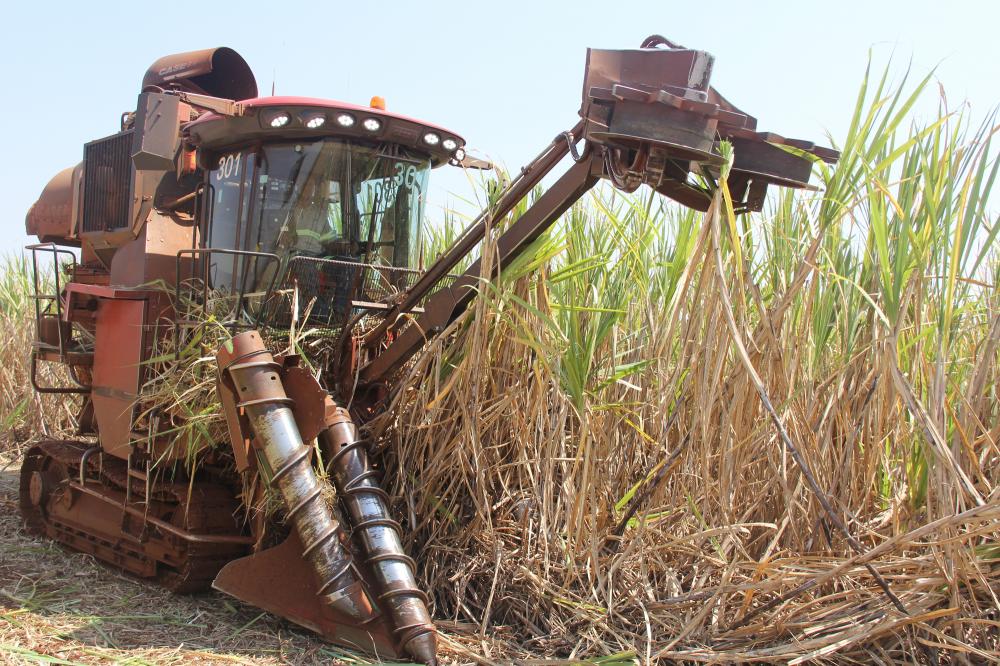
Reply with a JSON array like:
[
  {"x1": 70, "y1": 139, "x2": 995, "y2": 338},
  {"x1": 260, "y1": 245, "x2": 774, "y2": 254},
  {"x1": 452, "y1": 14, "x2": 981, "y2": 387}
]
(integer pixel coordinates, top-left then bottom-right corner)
[{"x1": 184, "y1": 97, "x2": 466, "y2": 326}]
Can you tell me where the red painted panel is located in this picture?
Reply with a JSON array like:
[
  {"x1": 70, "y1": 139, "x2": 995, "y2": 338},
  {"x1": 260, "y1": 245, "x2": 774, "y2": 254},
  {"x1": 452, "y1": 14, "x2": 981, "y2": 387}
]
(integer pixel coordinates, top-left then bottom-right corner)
[{"x1": 92, "y1": 298, "x2": 146, "y2": 459}]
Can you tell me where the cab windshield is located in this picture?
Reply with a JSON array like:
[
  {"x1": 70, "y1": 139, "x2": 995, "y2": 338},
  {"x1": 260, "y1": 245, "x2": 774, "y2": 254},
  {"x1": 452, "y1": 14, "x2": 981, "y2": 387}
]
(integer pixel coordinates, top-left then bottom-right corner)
[{"x1": 205, "y1": 139, "x2": 430, "y2": 296}]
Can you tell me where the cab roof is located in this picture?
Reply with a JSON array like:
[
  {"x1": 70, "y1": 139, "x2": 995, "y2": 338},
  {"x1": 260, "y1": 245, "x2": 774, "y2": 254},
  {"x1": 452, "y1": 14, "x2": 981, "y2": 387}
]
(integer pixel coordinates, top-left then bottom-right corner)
[{"x1": 185, "y1": 96, "x2": 466, "y2": 167}]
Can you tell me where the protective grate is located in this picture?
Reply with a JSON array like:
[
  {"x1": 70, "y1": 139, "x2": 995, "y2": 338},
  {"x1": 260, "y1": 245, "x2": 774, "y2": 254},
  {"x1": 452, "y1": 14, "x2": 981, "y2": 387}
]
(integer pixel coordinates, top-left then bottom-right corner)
[
  {"x1": 82, "y1": 130, "x2": 134, "y2": 233},
  {"x1": 282, "y1": 256, "x2": 455, "y2": 328}
]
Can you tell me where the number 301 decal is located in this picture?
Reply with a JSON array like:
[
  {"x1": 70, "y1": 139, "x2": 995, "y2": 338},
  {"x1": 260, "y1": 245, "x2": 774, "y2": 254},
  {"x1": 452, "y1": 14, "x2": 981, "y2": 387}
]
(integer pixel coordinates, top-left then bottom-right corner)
[{"x1": 213, "y1": 154, "x2": 241, "y2": 182}]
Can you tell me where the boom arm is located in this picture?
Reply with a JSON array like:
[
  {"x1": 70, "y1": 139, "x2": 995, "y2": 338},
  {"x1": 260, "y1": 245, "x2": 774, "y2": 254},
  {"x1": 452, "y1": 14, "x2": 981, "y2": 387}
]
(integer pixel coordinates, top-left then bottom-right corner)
[
  {"x1": 358, "y1": 131, "x2": 599, "y2": 384},
  {"x1": 354, "y1": 36, "x2": 838, "y2": 390}
]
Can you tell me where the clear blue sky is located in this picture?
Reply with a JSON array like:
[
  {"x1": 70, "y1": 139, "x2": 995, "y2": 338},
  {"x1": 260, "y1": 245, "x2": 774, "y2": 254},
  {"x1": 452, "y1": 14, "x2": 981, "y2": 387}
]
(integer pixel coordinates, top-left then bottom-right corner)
[{"x1": 2, "y1": 0, "x2": 998, "y2": 257}]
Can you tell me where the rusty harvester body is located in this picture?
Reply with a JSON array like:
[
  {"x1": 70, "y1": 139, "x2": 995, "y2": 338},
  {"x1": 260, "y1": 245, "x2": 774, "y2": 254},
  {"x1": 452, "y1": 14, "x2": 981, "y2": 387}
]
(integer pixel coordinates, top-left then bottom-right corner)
[{"x1": 19, "y1": 39, "x2": 837, "y2": 662}]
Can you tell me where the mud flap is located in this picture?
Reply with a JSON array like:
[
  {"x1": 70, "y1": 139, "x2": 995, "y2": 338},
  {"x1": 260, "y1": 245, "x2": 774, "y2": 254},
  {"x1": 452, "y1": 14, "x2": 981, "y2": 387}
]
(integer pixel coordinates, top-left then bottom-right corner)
[{"x1": 212, "y1": 532, "x2": 401, "y2": 659}]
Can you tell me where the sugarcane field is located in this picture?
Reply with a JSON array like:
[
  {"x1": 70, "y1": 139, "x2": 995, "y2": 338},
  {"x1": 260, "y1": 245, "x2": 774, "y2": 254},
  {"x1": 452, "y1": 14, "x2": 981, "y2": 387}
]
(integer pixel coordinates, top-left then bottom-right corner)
[{"x1": 1, "y1": 3, "x2": 999, "y2": 664}]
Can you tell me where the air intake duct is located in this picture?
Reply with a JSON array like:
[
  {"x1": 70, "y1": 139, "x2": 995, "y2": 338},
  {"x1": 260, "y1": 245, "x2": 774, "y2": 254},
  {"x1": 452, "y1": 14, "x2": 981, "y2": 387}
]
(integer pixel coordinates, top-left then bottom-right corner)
[{"x1": 142, "y1": 47, "x2": 257, "y2": 100}]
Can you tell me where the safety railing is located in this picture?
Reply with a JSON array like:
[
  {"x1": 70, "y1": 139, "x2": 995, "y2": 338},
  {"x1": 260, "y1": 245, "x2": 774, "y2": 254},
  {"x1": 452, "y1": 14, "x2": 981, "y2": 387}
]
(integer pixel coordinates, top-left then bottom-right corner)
[
  {"x1": 25, "y1": 242, "x2": 90, "y2": 394},
  {"x1": 173, "y1": 245, "x2": 460, "y2": 355},
  {"x1": 172, "y1": 247, "x2": 282, "y2": 359},
  {"x1": 281, "y1": 255, "x2": 457, "y2": 328}
]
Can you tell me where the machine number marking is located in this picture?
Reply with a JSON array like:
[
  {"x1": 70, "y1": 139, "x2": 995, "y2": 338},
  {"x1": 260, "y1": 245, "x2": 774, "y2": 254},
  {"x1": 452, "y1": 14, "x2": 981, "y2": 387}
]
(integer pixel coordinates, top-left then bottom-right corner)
[
  {"x1": 393, "y1": 162, "x2": 419, "y2": 189},
  {"x1": 362, "y1": 163, "x2": 420, "y2": 202},
  {"x1": 213, "y1": 154, "x2": 242, "y2": 182}
]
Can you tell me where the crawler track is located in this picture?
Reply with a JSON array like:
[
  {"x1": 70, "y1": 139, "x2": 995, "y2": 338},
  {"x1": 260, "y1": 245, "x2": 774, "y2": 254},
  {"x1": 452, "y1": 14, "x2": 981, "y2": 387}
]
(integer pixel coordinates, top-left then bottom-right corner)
[{"x1": 19, "y1": 440, "x2": 252, "y2": 593}]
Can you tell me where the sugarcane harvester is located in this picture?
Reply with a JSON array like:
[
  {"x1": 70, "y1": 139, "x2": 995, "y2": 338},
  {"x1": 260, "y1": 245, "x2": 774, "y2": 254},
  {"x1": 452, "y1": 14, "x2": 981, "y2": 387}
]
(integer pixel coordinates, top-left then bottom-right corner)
[{"x1": 20, "y1": 38, "x2": 837, "y2": 663}]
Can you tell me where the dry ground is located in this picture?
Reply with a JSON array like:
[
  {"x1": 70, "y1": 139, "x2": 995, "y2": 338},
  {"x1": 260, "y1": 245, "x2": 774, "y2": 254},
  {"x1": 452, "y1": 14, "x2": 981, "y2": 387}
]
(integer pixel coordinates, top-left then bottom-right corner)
[{"x1": 0, "y1": 449, "x2": 497, "y2": 666}]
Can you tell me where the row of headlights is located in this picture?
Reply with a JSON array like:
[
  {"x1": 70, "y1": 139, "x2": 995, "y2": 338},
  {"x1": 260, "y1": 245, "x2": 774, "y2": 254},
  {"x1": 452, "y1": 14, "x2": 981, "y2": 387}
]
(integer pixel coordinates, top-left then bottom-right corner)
[
  {"x1": 266, "y1": 110, "x2": 384, "y2": 132},
  {"x1": 424, "y1": 133, "x2": 466, "y2": 161},
  {"x1": 262, "y1": 109, "x2": 464, "y2": 161}
]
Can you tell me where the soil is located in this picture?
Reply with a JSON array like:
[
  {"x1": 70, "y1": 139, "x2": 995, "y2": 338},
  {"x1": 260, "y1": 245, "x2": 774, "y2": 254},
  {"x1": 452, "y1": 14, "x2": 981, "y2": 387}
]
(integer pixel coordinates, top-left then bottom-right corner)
[{"x1": 0, "y1": 451, "x2": 409, "y2": 666}]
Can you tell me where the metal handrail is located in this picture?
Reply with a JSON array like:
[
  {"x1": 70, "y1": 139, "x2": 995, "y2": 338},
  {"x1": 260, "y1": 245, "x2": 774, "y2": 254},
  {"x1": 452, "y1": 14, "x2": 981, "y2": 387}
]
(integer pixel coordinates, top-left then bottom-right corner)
[
  {"x1": 173, "y1": 245, "x2": 459, "y2": 355},
  {"x1": 172, "y1": 247, "x2": 281, "y2": 359},
  {"x1": 25, "y1": 242, "x2": 91, "y2": 394},
  {"x1": 25, "y1": 242, "x2": 77, "y2": 358},
  {"x1": 283, "y1": 255, "x2": 457, "y2": 321},
  {"x1": 29, "y1": 353, "x2": 90, "y2": 394}
]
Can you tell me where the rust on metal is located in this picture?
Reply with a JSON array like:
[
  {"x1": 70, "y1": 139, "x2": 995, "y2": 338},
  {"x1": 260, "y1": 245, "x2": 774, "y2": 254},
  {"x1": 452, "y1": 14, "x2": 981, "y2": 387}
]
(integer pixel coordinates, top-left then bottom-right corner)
[
  {"x1": 280, "y1": 363, "x2": 329, "y2": 444},
  {"x1": 19, "y1": 440, "x2": 249, "y2": 591},
  {"x1": 213, "y1": 532, "x2": 400, "y2": 657},
  {"x1": 319, "y1": 402, "x2": 438, "y2": 663},
  {"x1": 215, "y1": 331, "x2": 379, "y2": 624},
  {"x1": 24, "y1": 164, "x2": 82, "y2": 246}
]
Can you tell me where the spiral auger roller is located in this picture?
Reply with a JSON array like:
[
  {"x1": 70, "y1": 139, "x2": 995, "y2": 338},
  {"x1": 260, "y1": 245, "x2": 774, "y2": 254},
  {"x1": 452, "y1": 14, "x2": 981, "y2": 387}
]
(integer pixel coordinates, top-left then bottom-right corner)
[
  {"x1": 216, "y1": 332, "x2": 377, "y2": 622},
  {"x1": 215, "y1": 331, "x2": 437, "y2": 664},
  {"x1": 319, "y1": 406, "x2": 437, "y2": 663}
]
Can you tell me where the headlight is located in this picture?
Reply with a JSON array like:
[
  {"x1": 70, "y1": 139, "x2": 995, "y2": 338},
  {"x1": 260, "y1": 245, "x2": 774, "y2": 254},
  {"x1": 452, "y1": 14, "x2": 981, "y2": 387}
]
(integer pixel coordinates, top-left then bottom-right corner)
[
  {"x1": 304, "y1": 114, "x2": 326, "y2": 129},
  {"x1": 363, "y1": 118, "x2": 382, "y2": 132},
  {"x1": 269, "y1": 112, "x2": 291, "y2": 128},
  {"x1": 336, "y1": 113, "x2": 356, "y2": 127},
  {"x1": 423, "y1": 132, "x2": 441, "y2": 146},
  {"x1": 442, "y1": 138, "x2": 457, "y2": 151},
  {"x1": 454, "y1": 148, "x2": 466, "y2": 161}
]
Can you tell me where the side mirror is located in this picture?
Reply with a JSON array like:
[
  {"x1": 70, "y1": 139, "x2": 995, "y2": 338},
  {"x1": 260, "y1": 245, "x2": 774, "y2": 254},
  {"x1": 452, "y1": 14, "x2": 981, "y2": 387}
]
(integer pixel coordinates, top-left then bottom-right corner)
[{"x1": 454, "y1": 154, "x2": 493, "y2": 170}]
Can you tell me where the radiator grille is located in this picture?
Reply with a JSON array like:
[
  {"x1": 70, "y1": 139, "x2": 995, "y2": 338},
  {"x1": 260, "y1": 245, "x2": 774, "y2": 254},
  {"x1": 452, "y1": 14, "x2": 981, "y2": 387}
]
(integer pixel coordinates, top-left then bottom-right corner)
[{"x1": 82, "y1": 130, "x2": 134, "y2": 233}]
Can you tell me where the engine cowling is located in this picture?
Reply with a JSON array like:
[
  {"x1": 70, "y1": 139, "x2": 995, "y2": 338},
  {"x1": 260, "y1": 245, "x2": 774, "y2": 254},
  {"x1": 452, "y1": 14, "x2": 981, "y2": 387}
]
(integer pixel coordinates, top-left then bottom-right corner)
[{"x1": 26, "y1": 163, "x2": 82, "y2": 246}]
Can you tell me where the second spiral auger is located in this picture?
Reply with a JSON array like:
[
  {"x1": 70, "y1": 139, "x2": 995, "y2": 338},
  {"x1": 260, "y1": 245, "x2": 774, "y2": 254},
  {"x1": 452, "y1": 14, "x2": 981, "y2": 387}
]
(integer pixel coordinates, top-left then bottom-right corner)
[{"x1": 319, "y1": 405, "x2": 437, "y2": 663}]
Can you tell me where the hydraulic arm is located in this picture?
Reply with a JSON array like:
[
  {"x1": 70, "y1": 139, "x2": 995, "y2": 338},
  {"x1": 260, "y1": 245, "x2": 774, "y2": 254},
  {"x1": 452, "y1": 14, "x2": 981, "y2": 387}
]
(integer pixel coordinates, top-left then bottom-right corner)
[{"x1": 355, "y1": 37, "x2": 837, "y2": 388}]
